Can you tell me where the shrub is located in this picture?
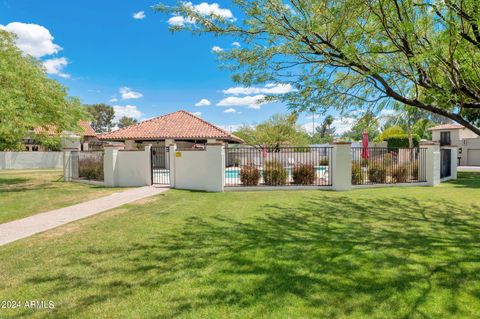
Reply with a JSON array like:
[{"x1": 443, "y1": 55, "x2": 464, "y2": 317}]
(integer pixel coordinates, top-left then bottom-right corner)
[
  {"x1": 263, "y1": 161, "x2": 288, "y2": 185},
  {"x1": 79, "y1": 158, "x2": 104, "y2": 181},
  {"x1": 292, "y1": 164, "x2": 315, "y2": 185},
  {"x1": 352, "y1": 165, "x2": 364, "y2": 184},
  {"x1": 240, "y1": 165, "x2": 260, "y2": 186},
  {"x1": 319, "y1": 157, "x2": 329, "y2": 166},
  {"x1": 385, "y1": 134, "x2": 420, "y2": 148},
  {"x1": 368, "y1": 162, "x2": 387, "y2": 183},
  {"x1": 392, "y1": 164, "x2": 409, "y2": 183}
]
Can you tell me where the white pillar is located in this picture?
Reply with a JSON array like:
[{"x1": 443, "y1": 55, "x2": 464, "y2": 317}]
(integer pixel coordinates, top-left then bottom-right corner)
[
  {"x1": 169, "y1": 144, "x2": 177, "y2": 188},
  {"x1": 104, "y1": 147, "x2": 119, "y2": 187},
  {"x1": 424, "y1": 143, "x2": 440, "y2": 186},
  {"x1": 205, "y1": 143, "x2": 225, "y2": 192},
  {"x1": 332, "y1": 142, "x2": 352, "y2": 191},
  {"x1": 63, "y1": 150, "x2": 72, "y2": 182}
]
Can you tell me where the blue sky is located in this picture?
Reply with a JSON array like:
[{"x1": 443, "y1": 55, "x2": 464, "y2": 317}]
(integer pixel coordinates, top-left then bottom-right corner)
[{"x1": 0, "y1": 0, "x2": 355, "y2": 133}]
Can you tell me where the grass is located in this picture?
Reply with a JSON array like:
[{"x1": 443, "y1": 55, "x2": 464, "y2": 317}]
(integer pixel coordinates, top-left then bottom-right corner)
[
  {"x1": 0, "y1": 169, "x2": 121, "y2": 224},
  {"x1": 0, "y1": 172, "x2": 480, "y2": 318}
]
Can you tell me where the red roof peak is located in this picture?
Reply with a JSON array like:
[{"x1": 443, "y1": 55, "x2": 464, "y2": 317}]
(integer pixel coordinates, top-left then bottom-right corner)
[{"x1": 98, "y1": 110, "x2": 244, "y2": 143}]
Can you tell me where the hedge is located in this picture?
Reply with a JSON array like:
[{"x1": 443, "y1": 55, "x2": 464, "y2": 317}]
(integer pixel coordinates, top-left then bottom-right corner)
[{"x1": 384, "y1": 134, "x2": 420, "y2": 148}]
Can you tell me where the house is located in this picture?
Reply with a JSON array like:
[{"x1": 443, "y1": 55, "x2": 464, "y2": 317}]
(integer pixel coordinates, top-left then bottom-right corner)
[
  {"x1": 98, "y1": 110, "x2": 244, "y2": 149},
  {"x1": 24, "y1": 121, "x2": 99, "y2": 151},
  {"x1": 428, "y1": 123, "x2": 480, "y2": 166}
]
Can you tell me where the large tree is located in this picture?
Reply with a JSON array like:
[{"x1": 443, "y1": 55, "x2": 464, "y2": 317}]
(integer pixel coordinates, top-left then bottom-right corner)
[
  {"x1": 117, "y1": 116, "x2": 138, "y2": 129},
  {"x1": 86, "y1": 104, "x2": 115, "y2": 133},
  {"x1": 234, "y1": 113, "x2": 309, "y2": 147},
  {"x1": 158, "y1": 0, "x2": 480, "y2": 134},
  {"x1": 0, "y1": 30, "x2": 86, "y2": 150}
]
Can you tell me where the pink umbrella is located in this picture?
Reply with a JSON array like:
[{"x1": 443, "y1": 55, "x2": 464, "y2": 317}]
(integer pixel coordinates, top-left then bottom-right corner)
[
  {"x1": 262, "y1": 144, "x2": 267, "y2": 158},
  {"x1": 362, "y1": 130, "x2": 370, "y2": 159}
]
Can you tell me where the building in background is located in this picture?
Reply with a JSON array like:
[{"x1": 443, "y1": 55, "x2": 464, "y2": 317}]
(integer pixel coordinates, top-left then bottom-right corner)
[
  {"x1": 99, "y1": 110, "x2": 244, "y2": 149},
  {"x1": 428, "y1": 124, "x2": 480, "y2": 166}
]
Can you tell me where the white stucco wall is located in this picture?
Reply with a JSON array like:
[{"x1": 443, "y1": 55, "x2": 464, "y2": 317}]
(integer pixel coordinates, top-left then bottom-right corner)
[
  {"x1": 332, "y1": 143, "x2": 352, "y2": 191},
  {"x1": 0, "y1": 152, "x2": 63, "y2": 169},
  {"x1": 103, "y1": 147, "x2": 151, "y2": 187},
  {"x1": 171, "y1": 144, "x2": 224, "y2": 192}
]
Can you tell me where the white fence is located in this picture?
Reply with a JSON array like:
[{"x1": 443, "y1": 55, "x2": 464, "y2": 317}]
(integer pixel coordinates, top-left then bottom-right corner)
[
  {"x1": 62, "y1": 142, "x2": 456, "y2": 192},
  {"x1": 0, "y1": 152, "x2": 63, "y2": 169}
]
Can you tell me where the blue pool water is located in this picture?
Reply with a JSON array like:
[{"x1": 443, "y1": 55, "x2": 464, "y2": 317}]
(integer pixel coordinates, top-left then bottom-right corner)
[{"x1": 225, "y1": 166, "x2": 328, "y2": 179}]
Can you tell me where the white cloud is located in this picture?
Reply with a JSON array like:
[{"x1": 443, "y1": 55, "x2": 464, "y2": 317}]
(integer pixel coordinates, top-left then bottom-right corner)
[
  {"x1": 211, "y1": 46, "x2": 223, "y2": 53},
  {"x1": 42, "y1": 57, "x2": 70, "y2": 78},
  {"x1": 302, "y1": 117, "x2": 355, "y2": 135},
  {"x1": 191, "y1": 111, "x2": 202, "y2": 116},
  {"x1": 216, "y1": 124, "x2": 243, "y2": 132},
  {"x1": 168, "y1": 2, "x2": 234, "y2": 26},
  {"x1": 232, "y1": 41, "x2": 240, "y2": 47},
  {"x1": 109, "y1": 97, "x2": 118, "y2": 103},
  {"x1": 133, "y1": 11, "x2": 146, "y2": 19},
  {"x1": 119, "y1": 87, "x2": 143, "y2": 100},
  {"x1": 0, "y1": 22, "x2": 62, "y2": 58},
  {"x1": 113, "y1": 105, "x2": 143, "y2": 121},
  {"x1": 222, "y1": 83, "x2": 294, "y2": 95},
  {"x1": 217, "y1": 95, "x2": 266, "y2": 109},
  {"x1": 223, "y1": 108, "x2": 237, "y2": 113},
  {"x1": 195, "y1": 98, "x2": 211, "y2": 106}
]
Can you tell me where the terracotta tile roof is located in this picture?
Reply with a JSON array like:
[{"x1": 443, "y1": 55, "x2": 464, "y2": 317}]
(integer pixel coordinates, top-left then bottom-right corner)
[
  {"x1": 98, "y1": 110, "x2": 244, "y2": 143},
  {"x1": 427, "y1": 124, "x2": 464, "y2": 131},
  {"x1": 79, "y1": 121, "x2": 97, "y2": 137},
  {"x1": 33, "y1": 121, "x2": 97, "y2": 137}
]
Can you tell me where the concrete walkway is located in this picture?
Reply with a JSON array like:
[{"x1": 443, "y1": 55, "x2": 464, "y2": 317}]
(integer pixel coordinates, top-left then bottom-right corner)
[
  {"x1": 0, "y1": 186, "x2": 168, "y2": 246},
  {"x1": 459, "y1": 166, "x2": 480, "y2": 171}
]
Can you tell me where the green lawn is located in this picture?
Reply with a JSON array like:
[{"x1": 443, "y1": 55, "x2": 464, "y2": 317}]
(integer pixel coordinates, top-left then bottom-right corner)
[
  {"x1": 1, "y1": 172, "x2": 480, "y2": 318},
  {"x1": 0, "y1": 170, "x2": 121, "y2": 224}
]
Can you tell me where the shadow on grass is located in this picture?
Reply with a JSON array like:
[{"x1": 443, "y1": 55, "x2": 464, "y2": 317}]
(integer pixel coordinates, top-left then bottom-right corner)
[
  {"x1": 447, "y1": 171, "x2": 480, "y2": 188},
  {"x1": 0, "y1": 177, "x2": 28, "y2": 187},
  {"x1": 23, "y1": 193, "x2": 480, "y2": 318}
]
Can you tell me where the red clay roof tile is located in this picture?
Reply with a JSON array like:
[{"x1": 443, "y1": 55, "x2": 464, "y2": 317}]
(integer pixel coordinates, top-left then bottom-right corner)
[{"x1": 98, "y1": 110, "x2": 244, "y2": 143}]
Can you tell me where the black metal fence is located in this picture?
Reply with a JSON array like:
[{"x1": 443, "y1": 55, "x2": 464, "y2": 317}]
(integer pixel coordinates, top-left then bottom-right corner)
[
  {"x1": 352, "y1": 147, "x2": 427, "y2": 185},
  {"x1": 78, "y1": 151, "x2": 104, "y2": 181},
  {"x1": 151, "y1": 147, "x2": 170, "y2": 185},
  {"x1": 225, "y1": 146, "x2": 332, "y2": 187},
  {"x1": 440, "y1": 148, "x2": 452, "y2": 179}
]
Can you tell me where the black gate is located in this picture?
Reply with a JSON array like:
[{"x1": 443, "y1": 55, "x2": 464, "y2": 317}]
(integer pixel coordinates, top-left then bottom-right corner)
[
  {"x1": 151, "y1": 147, "x2": 170, "y2": 185},
  {"x1": 440, "y1": 148, "x2": 451, "y2": 179}
]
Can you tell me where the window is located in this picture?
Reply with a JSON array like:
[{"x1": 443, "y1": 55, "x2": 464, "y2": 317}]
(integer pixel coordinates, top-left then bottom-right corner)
[{"x1": 440, "y1": 131, "x2": 451, "y2": 146}]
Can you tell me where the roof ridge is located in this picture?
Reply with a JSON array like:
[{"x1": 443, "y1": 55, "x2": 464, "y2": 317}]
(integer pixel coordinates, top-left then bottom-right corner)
[{"x1": 178, "y1": 110, "x2": 235, "y2": 137}]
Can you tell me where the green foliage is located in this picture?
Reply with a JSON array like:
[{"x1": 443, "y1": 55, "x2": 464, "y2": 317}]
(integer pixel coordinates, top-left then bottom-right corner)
[
  {"x1": 117, "y1": 116, "x2": 138, "y2": 129},
  {"x1": 157, "y1": 0, "x2": 480, "y2": 134},
  {"x1": 234, "y1": 113, "x2": 309, "y2": 147},
  {"x1": 292, "y1": 164, "x2": 315, "y2": 185},
  {"x1": 385, "y1": 135, "x2": 420, "y2": 148},
  {"x1": 310, "y1": 115, "x2": 336, "y2": 144},
  {"x1": 391, "y1": 164, "x2": 410, "y2": 183},
  {"x1": 79, "y1": 158, "x2": 104, "y2": 181},
  {"x1": 240, "y1": 165, "x2": 260, "y2": 186},
  {"x1": 86, "y1": 104, "x2": 115, "y2": 133},
  {"x1": 263, "y1": 160, "x2": 287, "y2": 185},
  {"x1": 351, "y1": 165, "x2": 364, "y2": 185},
  {"x1": 377, "y1": 126, "x2": 405, "y2": 142},
  {"x1": 0, "y1": 31, "x2": 87, "y2": 151},
  {"x1": 342, "y1": 111, "x2": 379, "y2": 141},
  {"x1": 368, "y1": 162, "x2": 387, "y2": 184},
  {"x1": 319, "y1": 157, "x2": 329, "y2": 166}
]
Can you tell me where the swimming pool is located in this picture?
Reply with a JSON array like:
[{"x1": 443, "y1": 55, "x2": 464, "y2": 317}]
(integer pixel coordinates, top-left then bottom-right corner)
[{"x1": 225, "y1": 166, "x2": 328, "y2": 179}]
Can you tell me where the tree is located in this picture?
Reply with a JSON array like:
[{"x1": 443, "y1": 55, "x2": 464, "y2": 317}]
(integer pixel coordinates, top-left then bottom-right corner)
[
  {"x1": 158, "y1": 0, "x2": 480, "y2": 135},
  {"x1": 0, "y1": 30, "x2": 86, "y2": 150},
  {"x1": 117, "y1": 116, "x2": 138, "y2": 129},
  {"x1": 310, "y1": 115, "x2": 336, "y2": 144},
  {"x1": 234, "y1": 113, "x2": 309, "y2": 147},
  {"x1": 342, "y1": 111, "x2": 380, "y2": 141},
  {"x1": 86, "y1": 104, "x2": 115, "y2": 133}
]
